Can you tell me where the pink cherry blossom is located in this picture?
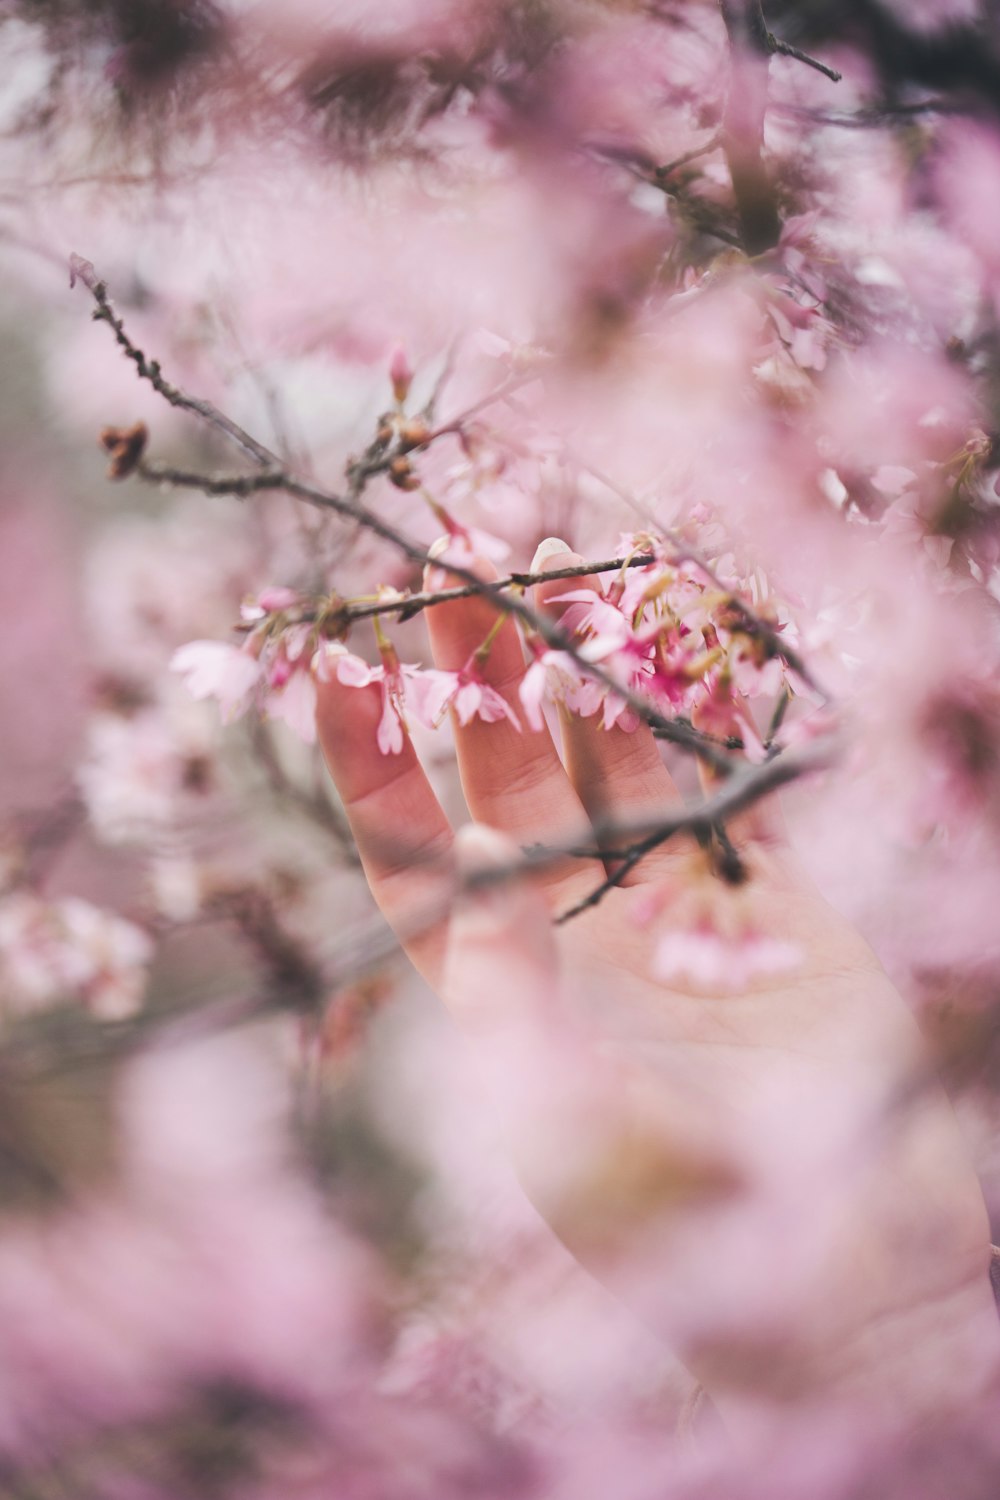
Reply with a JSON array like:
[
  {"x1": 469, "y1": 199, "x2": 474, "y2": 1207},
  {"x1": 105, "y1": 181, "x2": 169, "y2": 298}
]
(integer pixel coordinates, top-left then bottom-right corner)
[
  {"x1": 256, "y1": 585, "x2": 303, "y2": 614},
  {"x1": 550, "y1": 587, "x2": 635, "y2": 653},
  {"x1": 454, "y1": 674, "x2": 517, "y2": 728},
  {"x1": 314, "y1": 643, "x2": 412, "y2": 755},
  {"x1": 0, "y1": 893, "x2": 153, "y2": 1021},
  {"x1": 429, "y1": 665, "x2": 521, "y2": 730},
  {"x1": 77, "y1": 710, "x2": 190, "y2": 841},
  {"x1": 518, "y1": 650, "x2": 604, "y2": 731},
  {"x1": 694, "y1": 669, "x2": 768, "y2": 761},
  {"x1": 170, "y1": 640, "x2": 263, "y2": 721},
  {"x1": 266, "y1": 666, "x2": 319, "y2": 744}
]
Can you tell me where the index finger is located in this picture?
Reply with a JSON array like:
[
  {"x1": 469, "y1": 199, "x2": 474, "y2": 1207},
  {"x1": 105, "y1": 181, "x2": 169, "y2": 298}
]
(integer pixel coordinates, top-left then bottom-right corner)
[{"x1": 316, "y1": 672, "x2": 454, "y2": 985}]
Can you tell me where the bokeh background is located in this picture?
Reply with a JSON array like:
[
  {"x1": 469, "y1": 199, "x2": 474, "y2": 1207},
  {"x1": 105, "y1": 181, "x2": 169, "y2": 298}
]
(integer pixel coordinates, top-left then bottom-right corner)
[{"x1": 3, "y1": 2, "x2": 1000, "y2": 1493}]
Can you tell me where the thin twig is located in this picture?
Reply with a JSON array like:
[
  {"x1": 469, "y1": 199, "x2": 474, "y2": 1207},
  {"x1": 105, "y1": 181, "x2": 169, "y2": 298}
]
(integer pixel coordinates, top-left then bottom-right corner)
[
  {"x1": 717, "y1": 2, "x2": 840, "y2": 253},
  {"x1": 768, "y1": 35, "x2": 841, "y2": 84},
  {"x1": 0, "y1": 911, "x2": 407, "y2": 1080},
  {"x1": 554, "y1": 825, "x2": 679, "y2": 923},
  {"x1": 139, "y1": 463, "x2": 286, "y2": 496},
  {"x1": 349, "y1": 736, "x2": 833, "y2": 935},
  {"x1": 71, "y1": 260, "x2": 280, "y2": 468},
  {"x1": 140, "y1": 450, "x2": 827, "y2": 696},
  {"x1": 80, "y1": 254, "x2": 719, "y2": 759},
  {"x1": 708, "y1": 820, "x2": 748, "y2": 883},
  {"x1": 654, "y1": 132, "x2": 723, "y2": 180},
  {"x1": 284, "y1": 554, "x2": 659, "y2": 626},
  {"x1": 731, "y1": 0, "x2": 841, "y2": 83},
  {"x1": 771, "y1": 99, "x2": 953, "y2": 130},
  {"x1": 247, "y1": 719, "x2": 360, "y2": 863},
  {"x1": 719, "y1": 0, "x2": 783, "y2": 254},
  {"x1": 426, "y1": 367, "x2": 542, "y2": 440},
  {"x1": 478, "y1": 736, "x2": 839, "y2": 919},
  {"x1": 420, "y1": 336, "x2": 462, "y2": 423}
]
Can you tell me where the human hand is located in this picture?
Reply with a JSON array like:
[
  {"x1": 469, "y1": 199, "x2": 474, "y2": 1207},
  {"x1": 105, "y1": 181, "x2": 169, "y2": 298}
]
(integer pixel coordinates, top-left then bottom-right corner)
[{"x1": 315, "y1": 541, "x2": 998, "y2": 1436}]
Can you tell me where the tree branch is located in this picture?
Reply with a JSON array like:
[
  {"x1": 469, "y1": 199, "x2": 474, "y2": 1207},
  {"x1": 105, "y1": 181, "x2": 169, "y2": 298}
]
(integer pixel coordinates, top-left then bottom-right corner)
[
  {"x1": 772, "y1": 99, "x2": 953, "y2": 131},
  {"x1": 654, "y1": 131, "x2": 723, "y2": 181},
  {"x1": 499, "y1": 736, "x2": 838, "y2": 920},
  {"x1": 717, "y1": 2, "x2": 840, "y2": 254},
  {"x1": 141, "y1": 451, "x2": 826, "y2": 703},
  {"x1": 88, "y1": 269, "x2": 825, "y2": 775},
  {"x1": 70, "y1": 257, "x2": 280, "y2": 468},
  {"x1": 426, "y1": 367, "x2": 541, "y2": 439},
  {"x1": 139, "y1": 460, "x2": 738, "y2": 771},
  {"x1": 719, "y1": 0, "x2": 783, "y2": 255},
  {"x1": 768, "y1": 35, "x2": 842, "y2": 85}
]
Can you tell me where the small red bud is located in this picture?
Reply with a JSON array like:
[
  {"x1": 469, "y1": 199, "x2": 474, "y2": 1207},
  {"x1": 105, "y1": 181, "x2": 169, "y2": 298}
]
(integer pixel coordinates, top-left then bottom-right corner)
[
  {"x1": 98, "y1": 421, "x2": 148, "y2": 480},
  {"x1": 389, "y1": 345, "x2": 412, "y2": 405}
]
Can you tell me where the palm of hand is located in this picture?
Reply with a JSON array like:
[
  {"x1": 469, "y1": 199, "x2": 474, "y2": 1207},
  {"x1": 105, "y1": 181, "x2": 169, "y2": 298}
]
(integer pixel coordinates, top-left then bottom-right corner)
[
  {"x1": 503, "y1": 860, "x2": 988, "y2": 1401},
  {"x1": 316, "y1": 553, "x2": 996, "y2": 1416}
]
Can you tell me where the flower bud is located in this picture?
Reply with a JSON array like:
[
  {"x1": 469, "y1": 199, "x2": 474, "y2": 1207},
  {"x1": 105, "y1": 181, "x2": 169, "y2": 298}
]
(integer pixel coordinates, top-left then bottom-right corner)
[
  {"x1": 99, "y1": 421, "x2": 148, "y2": 480},
  {"x1": 389, "y1": 345, "x2": 412, "y2": 405},
  {"x1": 257, "y1": 586, "x2": 300, "y2": 613},
  {"x1": 397, "y1": 417, "x2": 431, "y2": 453},
  {"x1": 388, "y1": 456, "x2": 420, "y2": 491}
]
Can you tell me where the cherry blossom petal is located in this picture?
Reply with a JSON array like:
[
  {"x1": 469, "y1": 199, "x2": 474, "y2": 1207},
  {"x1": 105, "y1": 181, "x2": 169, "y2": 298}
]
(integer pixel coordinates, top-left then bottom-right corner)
[
  {"x1": 376, "y1": 684, "x2": 406, "y2": 755},
  {"x1": 266, "y1": 669, "x2": 318, "y2": 744},
  {"x1": 170, "y1": 641, "x2": 262, "y2": 720}
]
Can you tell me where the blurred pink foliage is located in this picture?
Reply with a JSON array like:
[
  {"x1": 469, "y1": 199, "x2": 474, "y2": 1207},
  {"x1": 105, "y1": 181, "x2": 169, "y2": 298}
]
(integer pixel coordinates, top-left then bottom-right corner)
[{"x1": 1, "y1": 0, "x2": 1000, "y2": 1493}]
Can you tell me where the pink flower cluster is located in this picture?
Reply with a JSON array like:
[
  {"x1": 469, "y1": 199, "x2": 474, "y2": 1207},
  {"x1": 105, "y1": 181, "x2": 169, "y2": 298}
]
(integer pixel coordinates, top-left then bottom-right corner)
[
  {"x1": 522, "y1": 534, "x2": 793, "y2": 750},
  {"x1": 315, "y1": 641, "x2": 519, "y2": 755},
  {"x1": 172, "y1": 530, "x2": 799, "y2": 758},
  {"x1": 171, "y1": 587, "x2": 521, "y2": 755},
  {"x1": 170, "y1": 586, "x2": 323, "y2": 744}
]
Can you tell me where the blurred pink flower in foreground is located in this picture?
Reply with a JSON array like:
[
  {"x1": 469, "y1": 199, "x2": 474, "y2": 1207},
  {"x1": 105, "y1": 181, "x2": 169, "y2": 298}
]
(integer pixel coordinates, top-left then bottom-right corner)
[
  {"x1": 0, "y1": 893, "x2": 152, "y2": 1020},
  {"x1": 169, "y1": 640, "x2": 263, "y2": 721},
  {"x1": 4, "y1": 5, "x2": 1000, "y2": 1494},
  {"x1": 654, "y1": 925, "x2": 802, "y2": 992}
]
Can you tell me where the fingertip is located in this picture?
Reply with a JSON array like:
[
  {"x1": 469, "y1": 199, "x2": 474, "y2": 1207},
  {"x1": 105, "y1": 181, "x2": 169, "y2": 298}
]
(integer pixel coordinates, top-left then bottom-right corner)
[
  {"x1": 424, "y1": 550, "x2": 514, "y2": 662},
  {"x1": 423, "y1": 552, "x2": 591, "y2": 886},
  {"x1": 532, "y1": 546, "x2": 593, "y2": 615},
  {"x1": 423, "y1": 540, "x2": 499, "y2": 593},
  {"x1": 313, "y1": 661, "x2": 455, "y2": 984},
  {"x1": 530, "y1": 536, "x2": 574, "y2": 572}
]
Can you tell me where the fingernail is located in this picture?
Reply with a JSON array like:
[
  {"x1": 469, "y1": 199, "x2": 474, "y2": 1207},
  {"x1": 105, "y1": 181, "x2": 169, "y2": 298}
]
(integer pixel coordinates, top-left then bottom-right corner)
[
  {"x1": 423, "y1": 534, "x2": 453, "y2": 589},
  {"x1": 530, "y1": 537, "x2": 572, "y2": 573}
]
